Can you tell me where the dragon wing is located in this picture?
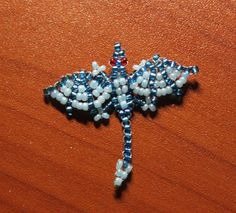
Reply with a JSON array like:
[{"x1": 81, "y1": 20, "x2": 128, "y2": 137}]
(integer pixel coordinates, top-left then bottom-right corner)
[
  {"x1": 44, "y1": 62, "x2": 113, "y2": 121},
  {"x1": 128, "y1": 54, "x2": 199, "y2": 111}
]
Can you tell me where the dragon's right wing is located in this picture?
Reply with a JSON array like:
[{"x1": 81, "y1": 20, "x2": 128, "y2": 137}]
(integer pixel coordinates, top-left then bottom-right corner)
[{"x1": 129, "y1": 55, "x2": 199, "y2": 111}]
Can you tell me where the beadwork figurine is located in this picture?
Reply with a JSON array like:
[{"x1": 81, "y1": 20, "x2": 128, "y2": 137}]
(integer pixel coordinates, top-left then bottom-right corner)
[{"x1": 44, "y1": 42, "x2": 199, "y2": 188}]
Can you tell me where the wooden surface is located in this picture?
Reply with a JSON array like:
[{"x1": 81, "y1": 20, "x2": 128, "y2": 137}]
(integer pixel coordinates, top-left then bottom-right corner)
[{"x1": 0, "y1": 1, "x2": 235, "y2": 212}]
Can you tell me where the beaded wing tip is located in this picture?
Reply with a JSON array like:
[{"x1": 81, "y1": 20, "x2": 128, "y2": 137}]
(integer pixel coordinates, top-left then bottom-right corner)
[{"x1": 44, "y1": 42, "x2": 199, "y2": 188}]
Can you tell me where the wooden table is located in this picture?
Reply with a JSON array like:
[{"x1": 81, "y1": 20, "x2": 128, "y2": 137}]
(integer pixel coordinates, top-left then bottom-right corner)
[{"x1": 0, "y1": 1, "x2": 235, "y2": 212}]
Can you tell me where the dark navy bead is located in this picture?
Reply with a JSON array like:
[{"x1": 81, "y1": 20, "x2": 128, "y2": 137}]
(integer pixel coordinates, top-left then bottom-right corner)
[
  {"x1": 176, "y1": 89, "x2": 183, "y2": 96},
  {"x1": 66, "y1": 106, "x2": 73, "y2": 116},
  {"x1": 43, "y1": 87, "x2": 51, "y2": 98},
  {"x1": 125, "y1": 141, "x2": 132, "y2": 149}
]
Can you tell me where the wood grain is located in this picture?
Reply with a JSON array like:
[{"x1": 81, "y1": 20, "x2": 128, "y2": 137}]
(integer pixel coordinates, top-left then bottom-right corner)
[{"x1": 0, "y1": 0, "x2": 235, "y2": 212}]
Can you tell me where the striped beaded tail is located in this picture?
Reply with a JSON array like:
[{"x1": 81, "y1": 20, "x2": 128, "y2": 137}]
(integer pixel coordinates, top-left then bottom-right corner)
[{"x1": 114, "y1": 112, "x2": 133, "y2": 187}]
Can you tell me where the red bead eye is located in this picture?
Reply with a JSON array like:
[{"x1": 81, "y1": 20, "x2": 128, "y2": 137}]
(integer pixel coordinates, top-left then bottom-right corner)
[
  {"x1": 121, "y1": 57, "x2": 128, "y2": 66},
  {"x1": 110, "y1": 58, "x2": 116, "y2": 66}
]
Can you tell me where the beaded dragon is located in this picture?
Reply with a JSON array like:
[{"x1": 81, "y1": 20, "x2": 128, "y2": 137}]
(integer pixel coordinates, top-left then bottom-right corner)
[{"x1": 44, "y1": 42, "x2": 199, "y2": 188}]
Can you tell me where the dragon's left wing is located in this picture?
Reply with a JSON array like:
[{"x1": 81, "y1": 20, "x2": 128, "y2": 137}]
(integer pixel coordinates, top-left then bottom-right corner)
[
  {"x1": 44, "y1": 62, "x2": 113, "y2": 121},
  {"x1": 129, "y1": 54, "x2": 199, "y2": 111}
]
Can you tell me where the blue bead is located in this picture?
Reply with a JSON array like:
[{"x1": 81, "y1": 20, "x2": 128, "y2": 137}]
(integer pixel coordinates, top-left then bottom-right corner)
[
  {"x1": 116, "y1": 60, "x2": 121, "y2": 66},
  {"x1": 170, "y1": 61, "x2": 176, "y2": 68},
  {"x1": 114, "y1": 42, "x2": 121, "y2": 51},
  {"x1": 191, "y1": 66, "x2": 199, "y2": 74},
  {"x1": 176, "y1": 65, "x2": 183, "y2": 71},
  {"x1": 153, "y1": 54, "x2": 160, "y2": 61},
  {"x1": 119, "y1": 50, "x2": 125, "y2": 57},
  {"x1": 113, "y1": 52, "x2": 119, "y2": 58},
  {"x1": 145, "y1": 61, "x2": 152, "y2": 68},
  {"x1": 124, "y1": 155, "x2": 132, "y2": 162}
]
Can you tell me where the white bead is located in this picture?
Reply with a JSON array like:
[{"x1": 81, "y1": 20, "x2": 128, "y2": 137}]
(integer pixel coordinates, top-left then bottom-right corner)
[
  {"x1": 104, "y1": 86, "x2": 112, "y2": 93},
  {"x1": 145, "y1": 96, "x2": 151, "y2": 104},
  {"x1": 141, "y1": 104, "x2": 149, "y2": 111},
  {"x1": 174, "y1": 70, "x2": 181, "y2": 78},
  {"x1": 92, "y1": 89, "x2": 100, "y2": 97},
  {"x1": 94, "y1": 100, "x2": 101, "y2": 108},
  {"x1": 170, "y1": 73, "x2": 177, "y2": 80},
  {"x1": 120, "y1": 101, "x2": 128, "y2": 109},
  {"x1": 137, "y1": 76, "x2": 143, "y2": 84},
  {"x1": 66, "y1": 80, "x2": 73, "y2": 88},
  {"x1": 122, "y1": 85, "x2": 128, "y2": 93},
  {"x1": 156, "y1": 89, "x2": 162, "y2": 97},
  {"x1": 143, "y1": 71, "x2": 150, "y2": 80},
  {"x1": 156, "y1": 73, "x2": 162, "y2": 81},
  {"x1": 118, "y1": 94, "x2": 126, "y2": 102},
  {"x1": 82, "y1": 103, "x2": 88, "y2": 111},
  {"x1": 90, "y1": 80, "x2": 98, "y2": 89},
  {"x1": 81, "y1": 92, "x2": 88, "y2": 101},
  {"x1": 125, "y1": 164, "x2": 133, "y2": 173},
  {"x1": 141, "y1": 79, "x2": 148, "y2": 88},
  {"x1": 119, "y1": 78, "x2": 126, "y2": 86},
  {"x1": 161, "y1": 88, "x2": 167, "y2": 96},
  {"x1": 97, "y1": 86, "x2": 103, "y2": 94},
  {"x1": 98, "y1": 95, "x2": 105, "y2": 104},
  {"x1": 60, "y1": 97, "x2": 67, "y2": 105},
  {"x1": 56, "y1": 92, "x2": 63, "y2": 101},
  {"x1": 78, "y1": 85, "x2": 86, "y2": 93},
  {"x1": 77, "y1": 102, "x2": 83, "y2": 110},
  {"x1": 51, "y1": 90, "x2": 58, "y2": 98},
  {"x1": 176, "y1": 80, "x2": 183, "y2": 88},
  {"x1": 113, "y1": 79, "x2": 120, "y2": 88},
  {"x1": 180, "y1": 76, "x2": 187, "y2": 84},
  {"x1": 144, "y1": 88, "x2": 150, "y2": 96},
  {"x1": 133, "y1": 64, "x2": 140, "y2": 70},
  {"x1": 114, "y1": 177, "x2": 123, "y2": 187},
  {"x1": 120, "y1": 171, "x2": 128, "y2": 180},
  {"x1": 139, "y1": 88, "x2": 144, "y2": 96},
  {"x1": 166, "y1": 67, "x2": 173, "y2": 74},
  {"x1": 116, "y1": 88, "x2": 122, "y2": 95},
  {"x1": 92, "y1": 69, "x2": 99, "y2": 76},
  {"x1": 115, "y1": 170, "x2": 128, "y2": 180},
  {"x1": 182, "y1": 72, "x2": 189, "y2": 78},
  {"x1": 149, "y1": 104, "x2": 156, "y2": 112},
  {"x1": 116, "y1": 159, "x2": 123, "y2": 170},
  {"x1": 102, "y1": 113, "x2": 109, "y2": 119},
  {"x1": 166, "y1": 86, "x2": 173, "y2": 94},
  {"x1": 94, "y1": 114, "x2": 101, "y2": 122},
  {"x1": 130, "y1": 82, "x2": 137, "y2": 89},
  {"x1": 159, "y1": 80, "x2": 166, "y2": 88},
  {"x1": 140, "y1": 59, "x2": 146, "y2": 66},
  {"x1": 76, "y1": 93, "x2": 83, "y2": 100},
  {"x1": 92, "y1": 61, "x2": 99, "y2": 70},
  {"x1": 60, "y1": 86, "x2": 66, "y2": 93},
  {"x1": 98, "y1": 65, "x2": 106, "y2": 72},
  {"x1": 72, "y1": 100, "x2": 78, "y2": 108},
  {"x1": 121, "y1": 94, "x2": 126, "y2": 101},
  {"x1": 102, "y1": 92, "x2": 110, "y2": 100},
  {"x1": 133, "y1": 87, "x2": 140, "y2": 94},
  {"x1": 117, "y1": 95, "x2": 122, "y2": 102},
  {"x1": 64, "y1": 88, "x2": 71, "y2": 97}
]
